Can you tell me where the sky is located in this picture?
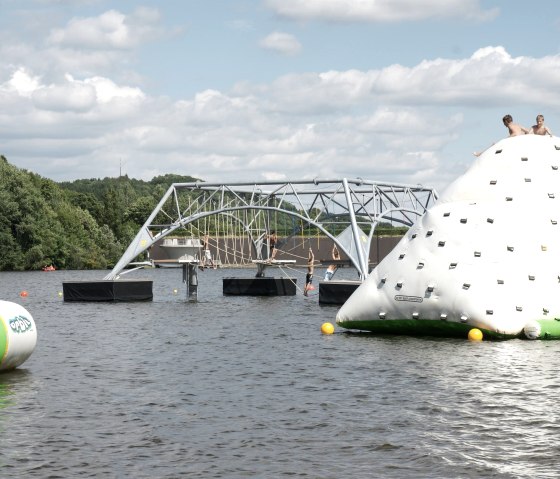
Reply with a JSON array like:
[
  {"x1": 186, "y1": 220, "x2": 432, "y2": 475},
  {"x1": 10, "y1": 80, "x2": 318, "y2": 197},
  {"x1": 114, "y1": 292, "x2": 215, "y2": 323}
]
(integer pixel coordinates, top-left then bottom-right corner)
[{"x1": 1, "y1": 0, "x2": 560, "y2": 193}]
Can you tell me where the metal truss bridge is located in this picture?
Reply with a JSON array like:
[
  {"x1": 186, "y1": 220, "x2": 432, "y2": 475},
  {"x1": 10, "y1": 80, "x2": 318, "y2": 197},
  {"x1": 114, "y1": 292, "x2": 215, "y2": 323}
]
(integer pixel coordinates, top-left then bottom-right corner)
[{"x1": 104, "y1": 178, "x2": 438, "y2": 281}]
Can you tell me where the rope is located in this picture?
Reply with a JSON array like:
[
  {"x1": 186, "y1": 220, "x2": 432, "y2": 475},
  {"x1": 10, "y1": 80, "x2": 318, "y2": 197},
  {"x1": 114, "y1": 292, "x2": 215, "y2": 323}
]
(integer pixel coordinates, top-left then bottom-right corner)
[
  {"x1": 279, "y1": 264, "x2": 319, "y2": 298},
  {"x1": 276, "y1": 246, "x2": 306, "y2": 261},
  {"x1": 278, "y1": 261, "x2": 319, "y2": 296},
  {"x1": 277, "y1": 264, "x2": 304, "y2": 294},
  {"x1": 232, "y1": 216, "x2": 238, "y2": 265},
  {"x1": 209, "y1": 240, "x2": 248, "y2": 265}
]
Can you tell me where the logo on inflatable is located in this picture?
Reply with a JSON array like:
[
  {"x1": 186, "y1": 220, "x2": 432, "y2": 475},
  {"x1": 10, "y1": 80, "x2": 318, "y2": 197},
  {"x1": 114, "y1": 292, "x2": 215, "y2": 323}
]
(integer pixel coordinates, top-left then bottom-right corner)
[
  {"x1": 9, "y1": 315, "x2": 33, "y2": 334},
  {"x1": 394, "y1": 295, "x2": 423, "y2": 303}
]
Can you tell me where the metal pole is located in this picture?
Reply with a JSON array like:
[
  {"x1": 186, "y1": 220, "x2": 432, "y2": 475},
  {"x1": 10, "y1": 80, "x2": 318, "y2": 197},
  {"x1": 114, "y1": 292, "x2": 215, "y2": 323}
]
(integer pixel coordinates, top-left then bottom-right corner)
[
  {"x1": 187, "y1": 263, "x2": 198, "y2": 302},
  {"x1": 182, "y1": 264, "x2": 188, "y2": 296},
  {"x1": 342, "y1": 178, "x2": 369, "y2": 279}
]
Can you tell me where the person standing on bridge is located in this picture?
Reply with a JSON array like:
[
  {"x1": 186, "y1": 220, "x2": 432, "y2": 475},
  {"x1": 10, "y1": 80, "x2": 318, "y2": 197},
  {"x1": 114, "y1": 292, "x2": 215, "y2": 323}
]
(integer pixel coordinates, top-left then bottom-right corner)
[
  {"x1": 200, "y1": 234, "x2": 215, "y2": 269},
  {"x1": 268, "y1": 230, "x2": 278, "y2": 261}
]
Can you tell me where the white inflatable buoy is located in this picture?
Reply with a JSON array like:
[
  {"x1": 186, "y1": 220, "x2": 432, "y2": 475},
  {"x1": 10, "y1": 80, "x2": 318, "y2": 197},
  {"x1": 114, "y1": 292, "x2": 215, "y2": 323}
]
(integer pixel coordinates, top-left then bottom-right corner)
[{"x1": 0, "y1": 301, "x2": 37, "y2": 371}]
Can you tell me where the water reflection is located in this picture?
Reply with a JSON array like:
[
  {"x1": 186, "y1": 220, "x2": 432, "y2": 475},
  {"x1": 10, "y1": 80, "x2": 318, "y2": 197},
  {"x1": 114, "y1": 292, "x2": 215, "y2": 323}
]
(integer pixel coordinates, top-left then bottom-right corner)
[
  {"x1": 0, "y1": 369, "x2": 32, "y2": 409},
  {"x1": 0, "y1": 375, "x2": 17, "y2": 410}
]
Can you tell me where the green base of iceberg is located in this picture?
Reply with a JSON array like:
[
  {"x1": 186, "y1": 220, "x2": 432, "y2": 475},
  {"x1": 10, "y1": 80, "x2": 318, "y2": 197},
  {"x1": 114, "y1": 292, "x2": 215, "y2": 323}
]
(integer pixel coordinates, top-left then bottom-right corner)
[{"x1": 336, "y1": 318, "x2": 560, "y2": 340}]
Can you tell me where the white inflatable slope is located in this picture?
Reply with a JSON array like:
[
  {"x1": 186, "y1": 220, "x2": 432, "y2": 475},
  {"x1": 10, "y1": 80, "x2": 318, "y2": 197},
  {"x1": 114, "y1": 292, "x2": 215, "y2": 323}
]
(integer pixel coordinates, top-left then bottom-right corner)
[{"x1": 336, "y1": 134, "x2": 560, "y2": 339}]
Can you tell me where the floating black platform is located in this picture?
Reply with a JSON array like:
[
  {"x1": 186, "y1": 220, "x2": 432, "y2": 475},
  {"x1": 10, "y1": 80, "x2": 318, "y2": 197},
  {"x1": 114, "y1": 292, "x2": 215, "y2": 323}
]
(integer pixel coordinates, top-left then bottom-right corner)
[
  {"x1": 319, "y1": 280, "x2": 361, "y2": 305},
  {"x1": 63, "y1": 280, "x2": 153, "y2": 302},
  {"x1": 223, "y1": 277, "x2": 297, "y2": 296}
]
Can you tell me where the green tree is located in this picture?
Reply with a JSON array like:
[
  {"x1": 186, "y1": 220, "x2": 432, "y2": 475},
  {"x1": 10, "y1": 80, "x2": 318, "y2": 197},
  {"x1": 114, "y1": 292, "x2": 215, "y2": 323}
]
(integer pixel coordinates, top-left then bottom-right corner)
[{"x1": 124, "y1": 196, "x2": 156, "y2": 225}]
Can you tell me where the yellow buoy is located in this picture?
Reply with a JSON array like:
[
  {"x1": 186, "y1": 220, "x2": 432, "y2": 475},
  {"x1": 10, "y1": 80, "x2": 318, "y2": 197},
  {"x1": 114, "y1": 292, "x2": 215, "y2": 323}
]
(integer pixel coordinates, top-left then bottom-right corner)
[
  {"x1": 321, "y1": 322, "x2": 335, "y2": 335},
  {"x1": 173, "y1": 288, "x2": 178, "y2": 295},
  {"x1": 468, "y1": 328, "x2": 483, "y2": 341}
]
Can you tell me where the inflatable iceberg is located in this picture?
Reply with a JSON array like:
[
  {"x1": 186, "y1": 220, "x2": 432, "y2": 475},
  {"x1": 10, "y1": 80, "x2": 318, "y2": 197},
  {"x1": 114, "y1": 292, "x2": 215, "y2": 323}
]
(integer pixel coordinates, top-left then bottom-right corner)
[{"x1": 336, "y1": 134, "x2": 560, "y2": 339}]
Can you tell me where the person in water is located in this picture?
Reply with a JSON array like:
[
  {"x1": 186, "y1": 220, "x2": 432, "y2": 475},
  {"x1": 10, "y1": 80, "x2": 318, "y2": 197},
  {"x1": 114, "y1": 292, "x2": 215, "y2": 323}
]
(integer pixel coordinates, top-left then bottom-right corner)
[
  {"x1": 529, "y1": 114, "x2": 552, "y2": 136},
  {"x1": 304, "y1": 247, "x2": 315, "y2": 296}
]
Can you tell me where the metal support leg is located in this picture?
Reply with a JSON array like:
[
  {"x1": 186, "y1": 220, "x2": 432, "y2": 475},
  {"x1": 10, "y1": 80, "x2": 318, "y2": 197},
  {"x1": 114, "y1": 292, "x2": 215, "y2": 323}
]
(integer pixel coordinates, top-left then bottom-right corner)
[
  {"x1": 182, "y1": 263, "x2": 198, "y2": 302},
  {"x1": 255, "y1": 262, "x2": 266, "y2": 277},
  {"x1": 188, "y1": 263, "x2": 198, "y2": 302}
]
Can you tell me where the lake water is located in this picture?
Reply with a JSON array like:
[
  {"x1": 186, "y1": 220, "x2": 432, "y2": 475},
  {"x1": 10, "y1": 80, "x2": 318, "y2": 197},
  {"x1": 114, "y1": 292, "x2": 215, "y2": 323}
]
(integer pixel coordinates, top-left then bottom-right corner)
[{"x1": 1, "y1": 268, "x2": 559, "y2": 478}]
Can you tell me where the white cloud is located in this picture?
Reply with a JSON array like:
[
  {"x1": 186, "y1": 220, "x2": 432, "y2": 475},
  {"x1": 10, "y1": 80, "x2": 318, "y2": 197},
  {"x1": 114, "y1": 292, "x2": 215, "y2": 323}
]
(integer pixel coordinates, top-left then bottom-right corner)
[
  {"x1": 32, "y1": 81, "x2": 96, "y2": 112},
  {"x1": 259, "y1": 32, "x2": 302, "y2": 55},
  {"x1": 0, "y1": 8, "x2": 174, "y2": 84},
  {"x1": 81, "y1": 76, "x2": 145, "y2": 103},
  {"x1": 236, "y1": 47, "x2": 560, "y2": 114},
  {"x1": 2, "y1": 68, "x2": 42, "y2": 97},
  {"x1": 2, "y1": 45, "x2": 560, "y2": 192},
  {"x1": 264, "y1": 0, "x2": 499, "y2": 23},
  {"x1": 1, "y1": 70, "x2": 144, "y2": 111},
  {"x1": 47, "y1": 7, "x2": 164, "y2": 50}
]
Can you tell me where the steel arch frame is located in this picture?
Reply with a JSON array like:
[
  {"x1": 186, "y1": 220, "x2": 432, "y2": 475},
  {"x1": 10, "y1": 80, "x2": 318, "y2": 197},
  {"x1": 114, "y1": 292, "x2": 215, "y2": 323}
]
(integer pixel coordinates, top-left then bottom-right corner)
[{"x1": 104, "y1": 178, "x2": 438, "y2": 280}]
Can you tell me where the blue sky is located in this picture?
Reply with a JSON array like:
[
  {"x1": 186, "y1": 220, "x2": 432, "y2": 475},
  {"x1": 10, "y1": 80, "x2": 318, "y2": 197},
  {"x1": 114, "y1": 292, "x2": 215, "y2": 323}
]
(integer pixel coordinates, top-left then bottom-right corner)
[{"x1": 1, "y1": 0, "x2": 559, "y2": 192}]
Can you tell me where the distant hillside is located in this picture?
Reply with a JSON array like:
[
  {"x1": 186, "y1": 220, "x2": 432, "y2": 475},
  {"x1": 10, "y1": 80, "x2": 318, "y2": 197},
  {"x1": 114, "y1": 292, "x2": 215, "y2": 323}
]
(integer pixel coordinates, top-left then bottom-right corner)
[
  {"x1": 58, "y1": 172, "x2": 200, "y2": 247},
  {"x1": 0, "y1": 155, "x2": 199, "y2": 271}
]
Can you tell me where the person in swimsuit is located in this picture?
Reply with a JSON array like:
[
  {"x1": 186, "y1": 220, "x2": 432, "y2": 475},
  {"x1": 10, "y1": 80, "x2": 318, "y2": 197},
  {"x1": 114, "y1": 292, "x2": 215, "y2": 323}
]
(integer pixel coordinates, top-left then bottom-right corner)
[
  {"x1": 474, "y1": 114, "x2": 530, "y2": 156},
  {"x1": 200, "y1": 234, "x2": 215, "y2": 269},
  {"x1": 529, "y1": 114, "x2": 552, "y2": 136},
  {"x1": 324, "y1": 244, "x2": 340, "y2": 281},
  {"x1": 304, "y1": 247, "x2": 315, "y2": 296},
  {"x1": 502, "y1": 114, "x2": 529, "y2": 137},
  {"x1": 268, "y1": 230, "x2": 278, "y2": 261}
]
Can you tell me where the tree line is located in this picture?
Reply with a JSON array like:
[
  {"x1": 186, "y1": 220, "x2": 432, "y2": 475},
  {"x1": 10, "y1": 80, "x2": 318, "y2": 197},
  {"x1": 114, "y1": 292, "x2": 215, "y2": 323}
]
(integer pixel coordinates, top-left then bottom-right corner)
[{"x1": 0, "y1": 155, "x2": 197, "y2": 271}]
